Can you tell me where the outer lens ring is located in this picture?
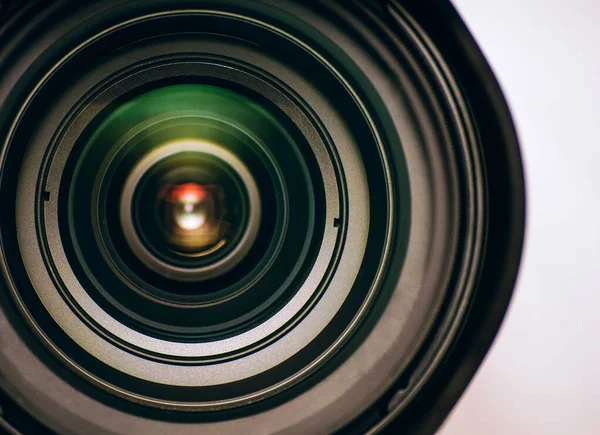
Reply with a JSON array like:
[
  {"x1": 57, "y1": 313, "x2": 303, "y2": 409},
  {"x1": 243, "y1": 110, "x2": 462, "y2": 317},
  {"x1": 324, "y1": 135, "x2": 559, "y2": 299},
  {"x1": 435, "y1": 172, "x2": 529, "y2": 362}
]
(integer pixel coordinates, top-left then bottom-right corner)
[
  {"x1": 119, "y1": 139, "x2": 262, "y2": 281},
  {"x1": 0, "y1": 0, "x2": 525, "y2": 433}
]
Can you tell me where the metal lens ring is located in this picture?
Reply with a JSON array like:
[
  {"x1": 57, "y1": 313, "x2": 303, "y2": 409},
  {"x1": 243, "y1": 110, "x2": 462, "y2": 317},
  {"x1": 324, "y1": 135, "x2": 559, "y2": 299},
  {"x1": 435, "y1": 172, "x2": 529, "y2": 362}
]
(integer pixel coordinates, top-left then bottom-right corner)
[{"x1": 119, "y1": 140, "x2": 262, "y2": 282}]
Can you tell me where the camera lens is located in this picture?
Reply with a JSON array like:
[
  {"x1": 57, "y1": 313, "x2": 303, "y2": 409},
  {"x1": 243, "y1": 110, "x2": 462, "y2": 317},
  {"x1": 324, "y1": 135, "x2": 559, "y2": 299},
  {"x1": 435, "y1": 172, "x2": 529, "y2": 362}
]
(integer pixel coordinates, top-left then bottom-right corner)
[
  {"x1": 108, "y1": 85, "x2": 264, "y2": 281},
  {"x1": 0, "y1": 1, "x2": 524, "y2": 434}
]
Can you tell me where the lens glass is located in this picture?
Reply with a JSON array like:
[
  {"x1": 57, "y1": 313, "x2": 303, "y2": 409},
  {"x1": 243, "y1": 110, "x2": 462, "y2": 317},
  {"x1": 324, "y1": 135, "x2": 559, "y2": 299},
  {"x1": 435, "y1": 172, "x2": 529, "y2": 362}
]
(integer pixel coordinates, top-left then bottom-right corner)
[
  {"x1": 69, "y1": 84, "x2": 285, "y2": 286},
  {"x1": 131, "y1": 149, "x2": 250, "y2": 269},
  {"x1": 55, "y1": 77, "x2": 324, "y2": 339}
]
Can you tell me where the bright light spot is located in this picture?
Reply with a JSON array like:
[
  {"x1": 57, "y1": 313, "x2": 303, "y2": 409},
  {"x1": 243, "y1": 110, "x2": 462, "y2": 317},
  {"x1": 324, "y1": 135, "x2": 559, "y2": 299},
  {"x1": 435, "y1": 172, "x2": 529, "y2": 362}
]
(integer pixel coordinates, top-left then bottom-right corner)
[{"x1": 176, "y1": 212, "x2": 206, "y2": 230}]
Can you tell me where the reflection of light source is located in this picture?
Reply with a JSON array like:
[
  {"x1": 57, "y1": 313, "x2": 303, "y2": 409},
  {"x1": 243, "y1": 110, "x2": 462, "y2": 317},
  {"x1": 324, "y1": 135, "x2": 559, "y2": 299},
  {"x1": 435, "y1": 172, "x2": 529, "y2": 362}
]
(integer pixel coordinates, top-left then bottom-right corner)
[
  {"x1": 171, "y1": 183, "x2": 207, "y2": 230},
  {"x1": 119, "y1": 140, "x2": 261, "y2": 280},
  {"x1": 160, "y1": 182, "x2": 225, "y2": 252},
  {"x1": 177, "y1": 207, "x2": 205, "y2": 231}
]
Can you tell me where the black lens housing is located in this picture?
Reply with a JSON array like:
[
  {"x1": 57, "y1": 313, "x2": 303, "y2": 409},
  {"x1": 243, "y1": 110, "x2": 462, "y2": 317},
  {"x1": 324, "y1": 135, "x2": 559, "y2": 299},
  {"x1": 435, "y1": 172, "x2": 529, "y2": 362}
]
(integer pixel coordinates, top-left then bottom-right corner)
[{"x1": 0, "y1": 1, "x2": 525, "y2": 434}]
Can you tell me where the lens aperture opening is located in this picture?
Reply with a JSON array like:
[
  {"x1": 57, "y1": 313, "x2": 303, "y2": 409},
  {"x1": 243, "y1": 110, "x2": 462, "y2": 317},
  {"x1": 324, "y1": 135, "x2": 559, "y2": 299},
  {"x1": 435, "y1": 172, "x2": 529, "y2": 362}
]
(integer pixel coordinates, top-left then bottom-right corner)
[{"x1": 121, "y1": 140, "x2": 261, "y2": 282}]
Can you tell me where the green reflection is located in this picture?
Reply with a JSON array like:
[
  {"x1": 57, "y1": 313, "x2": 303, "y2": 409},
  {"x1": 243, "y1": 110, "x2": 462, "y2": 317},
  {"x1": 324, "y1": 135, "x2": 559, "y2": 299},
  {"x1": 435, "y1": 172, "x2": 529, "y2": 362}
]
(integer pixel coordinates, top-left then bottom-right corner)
[
  {"x1": 92, "y1": 84, "x2": 288, "y2": 158},
  {"x1": 72, "y1": 84, "x2": 295, "y2": 272}
]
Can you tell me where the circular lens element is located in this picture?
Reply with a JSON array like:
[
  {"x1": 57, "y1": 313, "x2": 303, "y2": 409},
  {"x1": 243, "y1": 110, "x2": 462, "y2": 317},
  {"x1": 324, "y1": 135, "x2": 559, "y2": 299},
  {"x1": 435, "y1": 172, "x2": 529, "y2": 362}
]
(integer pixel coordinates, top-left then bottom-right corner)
[
  {"x1": 120, "y1": 140, "x2": 261, "y2": 281},
  {"x1": 55, "y1": 81, "x2": 323, "y2": 338}
]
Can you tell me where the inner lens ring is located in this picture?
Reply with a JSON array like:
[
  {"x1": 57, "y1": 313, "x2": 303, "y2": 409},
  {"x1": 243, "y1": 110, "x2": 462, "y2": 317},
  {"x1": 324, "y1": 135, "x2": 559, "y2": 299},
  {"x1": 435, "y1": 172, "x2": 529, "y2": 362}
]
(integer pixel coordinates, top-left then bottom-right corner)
[
  {"x1": 119, "y1": 139, "x2": 262, "y2": 281},
  {"x1": 93, "y1": 111, "x2": 288, "y2": 311},
  {"x1": 32, "y1": 60, "x2": 347, "y2": 362}
]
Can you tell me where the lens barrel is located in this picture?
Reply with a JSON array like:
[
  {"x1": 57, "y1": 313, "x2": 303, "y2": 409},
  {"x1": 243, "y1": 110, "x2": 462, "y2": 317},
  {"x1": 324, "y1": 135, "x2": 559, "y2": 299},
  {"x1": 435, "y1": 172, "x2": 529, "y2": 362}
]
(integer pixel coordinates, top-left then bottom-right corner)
[{"x1": 0, "y1": 1, "x2": 524, "y2": 434}]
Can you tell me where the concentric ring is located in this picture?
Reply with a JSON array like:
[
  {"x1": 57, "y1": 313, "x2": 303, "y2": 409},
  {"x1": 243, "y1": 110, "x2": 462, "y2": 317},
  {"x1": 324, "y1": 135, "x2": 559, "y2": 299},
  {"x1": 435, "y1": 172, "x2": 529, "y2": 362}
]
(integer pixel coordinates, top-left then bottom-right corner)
[
  {"x1": 120, "y1": 139, "x2": 262, "y2": 281},
  {"x1": 0, "y1": 1, "x2": 525, "y2": 433}
]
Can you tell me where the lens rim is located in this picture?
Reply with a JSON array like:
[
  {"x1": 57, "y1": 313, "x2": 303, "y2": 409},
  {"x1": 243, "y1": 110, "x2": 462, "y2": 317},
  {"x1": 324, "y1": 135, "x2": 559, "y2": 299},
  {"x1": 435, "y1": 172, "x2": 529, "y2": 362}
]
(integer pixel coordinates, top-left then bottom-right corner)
[
  {"x1": 131, "y1": 153, "x2": 249, "y2": 267},
  {"x1": 0, "y1": 3, "x2": 522, "y2": 433},
  {"x1": 119, "y1": 139, "x2": 262, "y2": 281}
]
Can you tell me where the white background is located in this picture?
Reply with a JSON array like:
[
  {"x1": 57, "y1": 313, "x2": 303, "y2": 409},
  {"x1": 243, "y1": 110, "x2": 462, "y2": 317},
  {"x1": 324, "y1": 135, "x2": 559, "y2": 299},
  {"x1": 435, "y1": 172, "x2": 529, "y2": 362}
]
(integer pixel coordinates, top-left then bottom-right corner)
[{"x1": 440, "y1": 1, "x2": 600, "y2": 434}]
